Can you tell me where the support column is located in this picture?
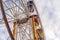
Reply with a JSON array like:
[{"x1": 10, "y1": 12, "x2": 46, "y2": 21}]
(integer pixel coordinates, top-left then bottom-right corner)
[
  {"x1": 13, "y1": 20, "x2": 16, "y2": 39},
  {"x1": 31, "y1": 16, "x2": 38, "y2": 40}
]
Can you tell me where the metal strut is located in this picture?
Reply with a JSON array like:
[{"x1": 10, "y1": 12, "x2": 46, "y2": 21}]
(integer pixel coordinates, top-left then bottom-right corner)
[
  {"x1": 13, "y1": 20, "x2": 16, "y2": 39},
  {"x1": 29, "y1": 0, "x2": 44, "y2": 40},
  {"x1": 31, "y1": 16, "x2": 38, "y2": 40},
  {"x1": 0, "y1": 0, "x2": 15, "y2": 40}
]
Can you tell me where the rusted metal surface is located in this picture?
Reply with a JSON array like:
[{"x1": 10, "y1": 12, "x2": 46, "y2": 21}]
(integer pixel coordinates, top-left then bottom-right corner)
[{"x1": 0, "y1": 0, "x2": 15, "y2": 40}]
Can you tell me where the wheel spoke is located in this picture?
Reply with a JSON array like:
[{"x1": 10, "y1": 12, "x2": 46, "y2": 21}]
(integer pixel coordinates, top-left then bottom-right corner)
[
  {"x1": 11, "y1": 0, "x2": 24, "y2": 12},
  {"x1": 3, "y1": 2, "x2": 15, "y2": 17},
  {"x1": 0, "y1": 19, "x2": 14, "y2": 24}
]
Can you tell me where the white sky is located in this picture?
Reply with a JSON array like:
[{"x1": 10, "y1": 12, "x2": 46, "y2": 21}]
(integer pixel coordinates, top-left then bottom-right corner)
[
  {"x1": 34, "y1": 0, "x2": 60, "y2": 40},
  {"x1": 0, "y1": 0, "x2": 60, "y2": 40}
]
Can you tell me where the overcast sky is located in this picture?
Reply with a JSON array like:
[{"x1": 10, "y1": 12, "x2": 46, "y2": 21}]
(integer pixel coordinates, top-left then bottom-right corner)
[{"x1": 35, "y1": 0, "x2": 60, "y2": 40}]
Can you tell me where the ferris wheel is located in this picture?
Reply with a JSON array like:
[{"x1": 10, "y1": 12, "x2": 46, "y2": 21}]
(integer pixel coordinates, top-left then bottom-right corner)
[{"x1": 0, "y1": 0, "x2": 44, "y2": 40}]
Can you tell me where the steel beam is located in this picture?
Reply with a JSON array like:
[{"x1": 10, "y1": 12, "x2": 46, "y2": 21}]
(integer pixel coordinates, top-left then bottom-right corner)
[{"x1": 0, "y1": 0, "x2": 15, "y2": 40}]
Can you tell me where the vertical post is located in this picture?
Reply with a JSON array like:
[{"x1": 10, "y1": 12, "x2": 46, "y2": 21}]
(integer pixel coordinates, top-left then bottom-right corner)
[
  {"x1": 31, "y1": 0, "x2": 44, "y2": 40},
  {"x1": 0, "y1": 0, "x2": 15, "y2": 40},
  {"x1": 31, "y1": 16, "x2": 38, "y2": 40},
  {"x1": 13, "y1": 20, "x2": 16, "y2": 39}
]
